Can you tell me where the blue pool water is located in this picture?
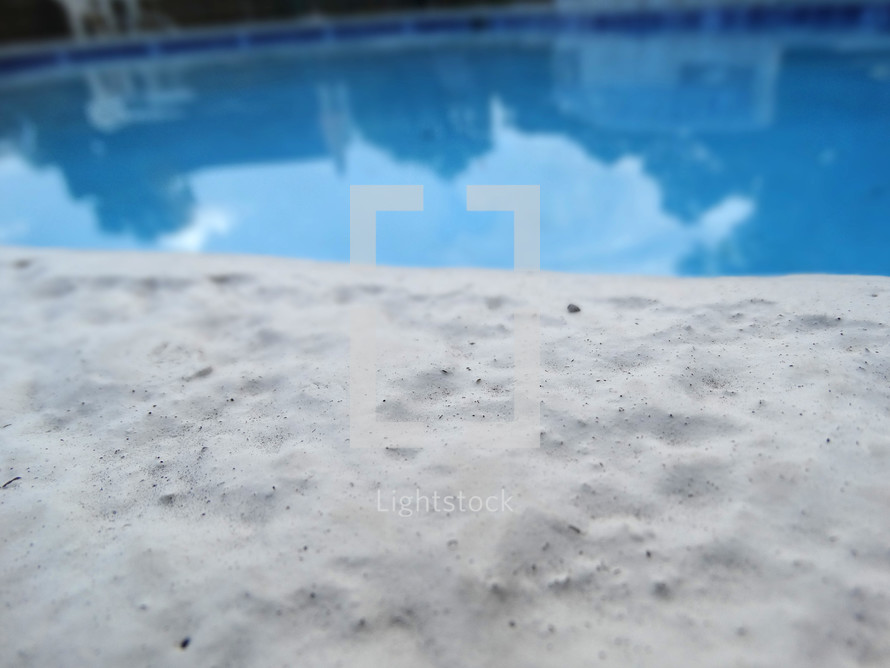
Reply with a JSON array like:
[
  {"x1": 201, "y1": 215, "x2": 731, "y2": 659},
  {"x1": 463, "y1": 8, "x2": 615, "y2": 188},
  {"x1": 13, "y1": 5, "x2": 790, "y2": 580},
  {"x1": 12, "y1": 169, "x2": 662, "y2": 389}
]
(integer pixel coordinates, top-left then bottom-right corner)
[{"x1": 1, "y1": 24, "x2": 889, "y2": 275}]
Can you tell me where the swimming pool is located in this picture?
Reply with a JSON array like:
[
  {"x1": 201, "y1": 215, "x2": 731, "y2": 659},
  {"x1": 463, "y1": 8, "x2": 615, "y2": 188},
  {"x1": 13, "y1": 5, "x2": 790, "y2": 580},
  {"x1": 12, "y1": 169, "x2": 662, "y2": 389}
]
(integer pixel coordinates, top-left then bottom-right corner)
[{"x1": 1, "y1": 9, "x2": 889, "y2": 275}]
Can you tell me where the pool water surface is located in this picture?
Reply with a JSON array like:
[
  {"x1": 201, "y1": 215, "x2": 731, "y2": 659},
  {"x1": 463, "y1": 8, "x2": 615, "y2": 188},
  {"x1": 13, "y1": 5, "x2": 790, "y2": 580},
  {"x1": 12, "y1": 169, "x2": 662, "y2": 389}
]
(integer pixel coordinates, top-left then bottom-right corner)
[{"x1": 1, "y1": 27, "x2": 889, "y2": 275}]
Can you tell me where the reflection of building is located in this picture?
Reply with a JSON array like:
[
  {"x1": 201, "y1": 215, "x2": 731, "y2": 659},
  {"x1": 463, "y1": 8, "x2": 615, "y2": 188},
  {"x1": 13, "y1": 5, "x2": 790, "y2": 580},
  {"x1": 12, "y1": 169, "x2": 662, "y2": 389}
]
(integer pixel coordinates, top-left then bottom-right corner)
[
  {"x1": 83, "y1": 64, "x2": 192, "y2": 131},
  {"x1": 553, "y1": 35, "x2": 779, "y2": 131},
  {"x1": 317, "y1": 82, "x2": 352, "y2": 171},
  {"x1": 0, "y1": 54, "x2": 333, "y2": 240},
  {"x1": 344, "y1": 47, "x2": 494, "y2": 177}
]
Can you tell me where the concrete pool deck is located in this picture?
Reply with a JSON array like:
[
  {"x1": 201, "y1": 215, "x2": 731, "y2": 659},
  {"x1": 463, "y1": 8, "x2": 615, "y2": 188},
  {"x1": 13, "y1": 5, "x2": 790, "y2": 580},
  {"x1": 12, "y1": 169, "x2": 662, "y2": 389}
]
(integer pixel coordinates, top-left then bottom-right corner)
[{"x1": 1, "y1": 246, "x2": 889, "y2": 666}]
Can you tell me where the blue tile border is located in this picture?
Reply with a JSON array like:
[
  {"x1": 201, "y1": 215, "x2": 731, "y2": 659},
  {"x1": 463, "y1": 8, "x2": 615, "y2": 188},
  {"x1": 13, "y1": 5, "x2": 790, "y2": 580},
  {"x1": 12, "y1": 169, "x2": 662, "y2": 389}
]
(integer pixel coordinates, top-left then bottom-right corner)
[
  {"x1": 330, "y1": 20, "x2": 405, "y2": 40},
  {"x1": 0, "y1": 51, "x2": 61, "y2": 75},
  {"x1": 157, "y1": 34, "x2": 242, "y2": 55},
  {"x1": 67, "y1": 42, "x2": 151, "y2": 63},
  {"x1": 246, "y1": 26, "x2": 329, "y2": 46},
  {"x1": 1, "y1": 3, "x2": 889, "y2": 78},
  {"x1": 412, "y1": 16, "x2": 477, "y2": 34}
]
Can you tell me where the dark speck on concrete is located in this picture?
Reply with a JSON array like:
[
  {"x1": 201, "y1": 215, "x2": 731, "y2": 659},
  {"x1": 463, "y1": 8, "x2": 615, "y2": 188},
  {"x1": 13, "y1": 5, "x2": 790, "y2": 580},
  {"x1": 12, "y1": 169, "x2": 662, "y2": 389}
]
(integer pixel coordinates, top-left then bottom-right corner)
[
  {"x1": 567, "y1": 304, "x2": 581, "y2": 313},
  {"x1": 186, "y1": 366, "x2": 213, "y2": 381},
  {"x1": 653, "y1": 582, "x2": 671, "y2": 599},
  {"x1": 2, "y1": 476, "x2": 22, "y2": 489},
  {"x1": 180, "y1": 637, "x2": 190, "y2": 649}
]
